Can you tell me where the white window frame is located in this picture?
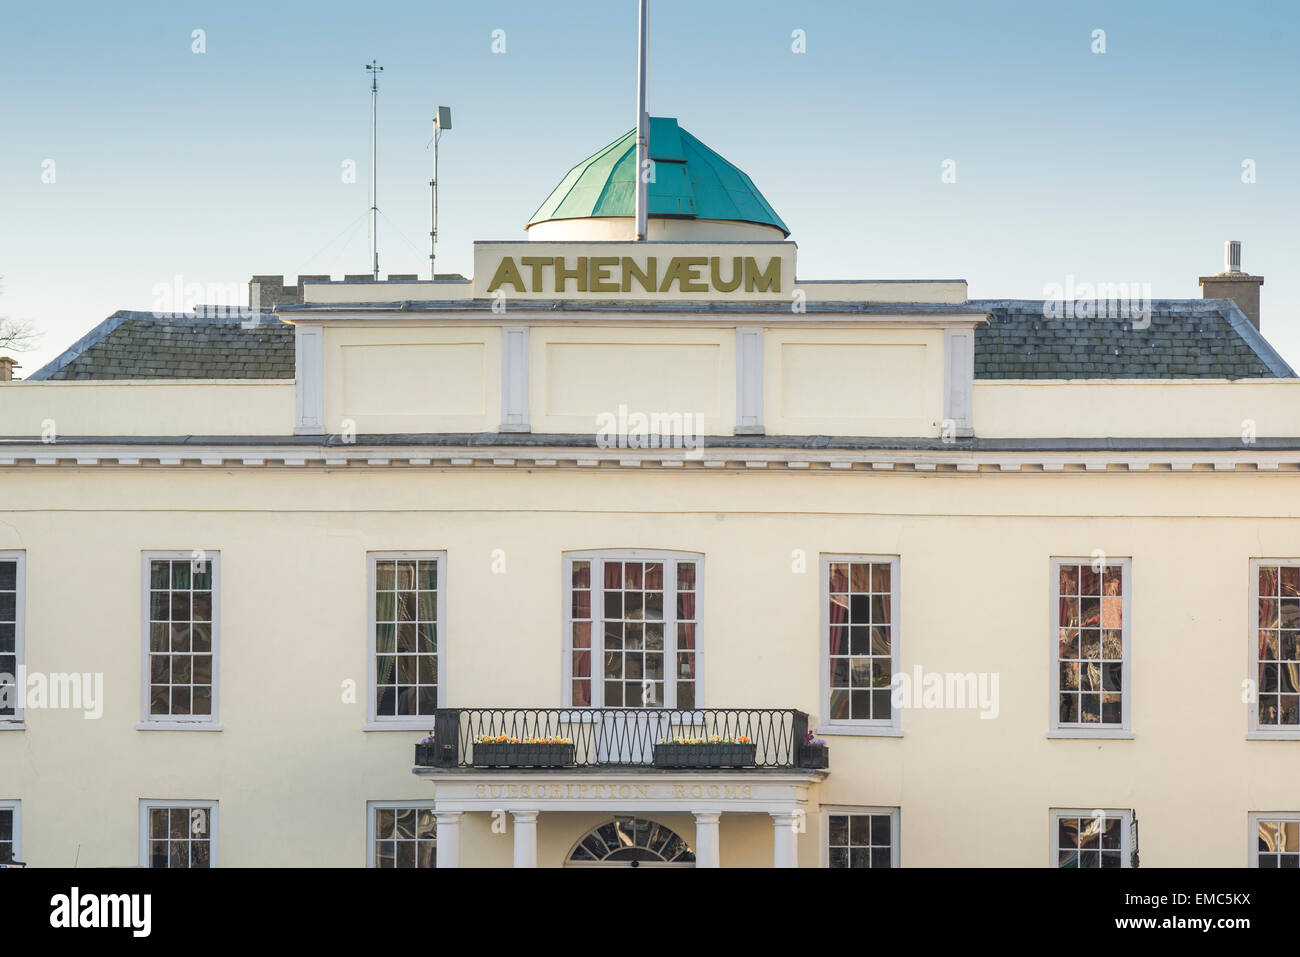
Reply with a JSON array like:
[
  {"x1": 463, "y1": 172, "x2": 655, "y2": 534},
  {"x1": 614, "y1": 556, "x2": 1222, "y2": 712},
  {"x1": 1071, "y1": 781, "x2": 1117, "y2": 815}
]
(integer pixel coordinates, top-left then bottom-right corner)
[
  {"x1": 0, "y1": 799, "x2": 21, "y2": 865},
  {"x1": 1049, "y1": 807, "x2": 1132, "y2": 868},
  {"x1": 366, "y1": 800, "x2": 438, "y2": 867},
  {"x1": 138, "y1": 800, "x2": 218, "y2": 868},
  {"x1": 561, "y1": 549, "x2": 703, "y2": 709},
  {"x1": 1048, "y1": 557, "x2": 1132, "y2": 739},
  {"x1": 366, "y1": 551, "x2": 447, "y2": 729},
  {"x1": 820, "y1": 805, "x2": 900, "y2": 868},
  {"x1": 0, "y1": 552, "x2": 25, "y2": 729},
  {"x1": 819, "y1": 554, "x2": 902, "y2": 736},
  {"x1": 1249, "y1": 811, "x2": 1300, "y2": 867},
  {"x1": 1248, "y1": 560, "x2": 1300, "y2": 739},
  {"x1": 139, "y1": 551, "x2": 221, "y2": 730}
]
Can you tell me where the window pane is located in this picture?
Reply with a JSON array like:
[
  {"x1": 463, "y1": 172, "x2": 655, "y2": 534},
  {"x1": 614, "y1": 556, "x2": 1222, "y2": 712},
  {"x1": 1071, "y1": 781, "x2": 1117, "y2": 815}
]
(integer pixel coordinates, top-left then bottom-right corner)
[
  {"x1": 1080, "y1": 565, "x2": 1100, "y2": 595},
  {"x1": 374, "y1": 558, "x2": 438, "y2": 718},
  {"x1": 1055, "y1": 813, "x2": 1128, "y2": 868},
  {"x1": 192, "y1": 623, "x2": 212, "y2": 653},
  {"x1": 148, "y1": 806, "x2": 214, "y2": 868},
  {"x1": 1284, "y1": 567, "x2": 1300, "y2": 596},
  {"x1": 1257, "y1": 566, "x2": 1300, "y2": 727},
  {"x1": 828, "y1": 561, "x2": 893, "y2": 723},
  {"x1": 572, "y1": 679, "x2": 591, "y2": 707},
  {"x1": 371, "y1": 807, "x2": 436, "y2": 868},
  {"x1": 1058, "y1": 563, "x2": 1124, "y2": 726},
  {"x1": 828, "y1": 812, "x2": 894, "y2": 869},
  {"x1": 147, "y1": 558, "x2": 215, "y2": 721}
]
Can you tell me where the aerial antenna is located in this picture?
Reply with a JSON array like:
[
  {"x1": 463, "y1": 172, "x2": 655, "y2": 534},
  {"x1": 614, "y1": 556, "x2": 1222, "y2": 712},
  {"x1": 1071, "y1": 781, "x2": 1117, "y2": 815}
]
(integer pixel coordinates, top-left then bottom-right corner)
[
  {"x1": 634, "y1": 0, "x2": 649, "y2": 241},
  {"x1": 429, "y1": 106, "x2": 452, "y2": 280},
  {"x1": 366, "y1": 59, "x2": 384, "y2": 280}
]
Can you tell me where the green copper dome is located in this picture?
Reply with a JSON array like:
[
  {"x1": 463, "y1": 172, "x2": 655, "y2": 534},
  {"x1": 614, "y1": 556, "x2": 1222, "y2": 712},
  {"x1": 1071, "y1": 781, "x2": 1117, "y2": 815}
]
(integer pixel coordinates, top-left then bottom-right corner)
[{"x1": 527, "y1": 117, "x2": 789, "y2": 236}]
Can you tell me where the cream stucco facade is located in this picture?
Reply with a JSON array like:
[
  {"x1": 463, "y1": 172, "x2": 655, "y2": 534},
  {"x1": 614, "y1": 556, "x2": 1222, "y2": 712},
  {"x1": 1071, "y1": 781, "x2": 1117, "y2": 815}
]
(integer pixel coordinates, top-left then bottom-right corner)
[
  {"x1": 2, "y1": 459, "x2": 1299, "y2": 866},
  {"x1": 3, "y1": 191, "x2": 1298, "y2": 870}
]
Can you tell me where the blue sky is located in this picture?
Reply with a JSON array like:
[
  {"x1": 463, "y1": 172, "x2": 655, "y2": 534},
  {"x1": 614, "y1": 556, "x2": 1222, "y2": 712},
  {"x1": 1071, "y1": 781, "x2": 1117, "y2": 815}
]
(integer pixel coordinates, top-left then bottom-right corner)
[{"x1": 2, "y1": 0, "x2": 1298, "y2": 372}]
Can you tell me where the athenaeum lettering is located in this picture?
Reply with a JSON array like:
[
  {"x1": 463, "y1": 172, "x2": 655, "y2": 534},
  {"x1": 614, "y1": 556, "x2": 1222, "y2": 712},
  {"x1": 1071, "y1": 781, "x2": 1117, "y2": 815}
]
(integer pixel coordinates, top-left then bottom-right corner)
[{"x1": 485, "y1": 254, "x2": 781, "y2": 295}]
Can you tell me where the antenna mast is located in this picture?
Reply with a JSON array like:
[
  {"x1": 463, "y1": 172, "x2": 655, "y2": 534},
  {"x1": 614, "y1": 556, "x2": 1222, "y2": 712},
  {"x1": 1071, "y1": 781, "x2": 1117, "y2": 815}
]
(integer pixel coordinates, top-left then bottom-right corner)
[
  {"x1": 634, "y1": 0, "x2": 649, "y2": 241},
  {"x1": 366, "y1": 59, "x2": 383, "y2": 280},
  {"x1": 430, "y1": 107, "x2": 452, "y2": 280}
]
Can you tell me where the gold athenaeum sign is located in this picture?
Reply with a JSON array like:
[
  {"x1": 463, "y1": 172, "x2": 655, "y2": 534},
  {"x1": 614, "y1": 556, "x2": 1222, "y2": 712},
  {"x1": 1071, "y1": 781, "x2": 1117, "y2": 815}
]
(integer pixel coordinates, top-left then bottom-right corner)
[{"x1": 472, "y1": 241, "x2": 796, "y2": 302}]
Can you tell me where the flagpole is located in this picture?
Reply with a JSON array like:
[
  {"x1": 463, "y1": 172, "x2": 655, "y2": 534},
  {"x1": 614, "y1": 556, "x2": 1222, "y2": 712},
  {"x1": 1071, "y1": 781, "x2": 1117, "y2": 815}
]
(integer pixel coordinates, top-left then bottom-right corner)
[
  {"x1": 366, "y1": 60, "x2": 384, "y2": 280},
  {"x1": 634, "y1": 0, "x2": 649, "y2": 241}
]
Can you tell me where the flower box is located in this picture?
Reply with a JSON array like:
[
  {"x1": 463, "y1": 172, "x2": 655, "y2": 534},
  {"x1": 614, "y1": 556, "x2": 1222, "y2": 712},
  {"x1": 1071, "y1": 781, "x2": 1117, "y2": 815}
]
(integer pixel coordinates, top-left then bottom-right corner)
[
  {"x1": 652, "y1": 742, "x2": 757, "y2": 768},
  {"x1": 797, "y1": 743, "x2": 829, "y2": 769},
  {"x1": 473, "y1": 742, "x2": 576, "y2": 768},
  {"x1": 414, "y1": 742, "x2": 440, "y2": 767}
]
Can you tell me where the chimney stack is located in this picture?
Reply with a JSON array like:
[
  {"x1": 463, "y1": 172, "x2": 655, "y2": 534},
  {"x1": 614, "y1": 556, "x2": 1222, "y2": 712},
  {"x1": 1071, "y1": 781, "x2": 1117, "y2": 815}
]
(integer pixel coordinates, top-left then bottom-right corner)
[
  {"x1": 1200, "y1": 240, "x2": 1264, "y2": 329},
  {"x1": 0, "y1": 356, "x2": 20, "y2": 381}
]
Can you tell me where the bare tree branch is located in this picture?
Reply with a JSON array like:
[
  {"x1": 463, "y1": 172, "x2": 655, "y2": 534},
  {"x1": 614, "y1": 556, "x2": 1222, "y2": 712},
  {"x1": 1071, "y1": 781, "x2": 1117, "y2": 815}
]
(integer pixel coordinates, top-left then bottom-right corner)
[
  {"x1": 0, "y1": 278, "x2": 41, "y2": 352},
  {"x1": 0, "y1": 317, "x2": 39, "y2": 352}
]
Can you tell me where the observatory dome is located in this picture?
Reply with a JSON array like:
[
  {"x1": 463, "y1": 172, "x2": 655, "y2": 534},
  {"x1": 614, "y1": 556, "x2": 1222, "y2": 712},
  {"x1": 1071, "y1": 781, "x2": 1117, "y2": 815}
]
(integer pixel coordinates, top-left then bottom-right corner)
[{"x1": 526, "y1": 117, "x2": 789, "y2": 242}]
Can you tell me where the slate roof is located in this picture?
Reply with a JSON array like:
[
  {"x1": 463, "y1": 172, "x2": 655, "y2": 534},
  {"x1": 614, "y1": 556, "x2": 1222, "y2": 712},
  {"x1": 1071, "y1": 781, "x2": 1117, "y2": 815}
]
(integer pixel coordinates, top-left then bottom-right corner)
[
  {"x1": 26, "y1": 298, "x2": 1294, "y2": 382},
  {"x1": 28, "y1": 311, "x2": 295, "y2": 381},
  {"x1": 970, "y1": 299, "x2": 1293, "y2": 379}
]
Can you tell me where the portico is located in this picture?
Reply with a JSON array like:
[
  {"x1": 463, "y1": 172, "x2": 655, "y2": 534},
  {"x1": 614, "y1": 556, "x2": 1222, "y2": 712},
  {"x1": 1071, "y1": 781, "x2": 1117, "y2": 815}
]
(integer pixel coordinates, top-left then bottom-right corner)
[{"x1": 419, "y1": 769, "x2": 824, "y2": 868}]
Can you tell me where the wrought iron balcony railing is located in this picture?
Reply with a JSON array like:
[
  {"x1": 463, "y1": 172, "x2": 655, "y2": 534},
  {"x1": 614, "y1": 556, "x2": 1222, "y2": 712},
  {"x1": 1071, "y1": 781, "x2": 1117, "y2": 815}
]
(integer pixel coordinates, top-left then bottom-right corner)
[{"x1": 421, "y1": 708, "x2": 823, "y2": 770}]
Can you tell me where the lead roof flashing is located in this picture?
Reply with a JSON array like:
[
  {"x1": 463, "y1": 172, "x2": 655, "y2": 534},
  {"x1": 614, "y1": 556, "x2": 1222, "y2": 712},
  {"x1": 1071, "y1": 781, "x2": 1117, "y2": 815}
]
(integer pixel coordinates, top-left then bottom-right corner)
[{"x1": 25, "y1": 310, "x2": 135, "y2": 381}]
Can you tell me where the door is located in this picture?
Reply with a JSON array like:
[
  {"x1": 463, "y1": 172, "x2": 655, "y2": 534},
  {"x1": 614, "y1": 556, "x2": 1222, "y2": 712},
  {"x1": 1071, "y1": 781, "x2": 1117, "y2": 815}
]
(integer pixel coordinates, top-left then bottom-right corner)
[{"x1": 566, "y1": 553, "x2": 701, "y2": 763}]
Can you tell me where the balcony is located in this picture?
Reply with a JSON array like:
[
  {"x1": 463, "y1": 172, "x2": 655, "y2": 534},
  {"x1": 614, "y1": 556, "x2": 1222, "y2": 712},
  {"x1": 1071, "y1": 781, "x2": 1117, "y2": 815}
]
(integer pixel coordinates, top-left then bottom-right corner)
[
  {"x1": 419, "y1": 707, "x2": 824, "y2": 770},
  {"x1": 414, "y1": 708, "x2": 828, "y2": 867}
]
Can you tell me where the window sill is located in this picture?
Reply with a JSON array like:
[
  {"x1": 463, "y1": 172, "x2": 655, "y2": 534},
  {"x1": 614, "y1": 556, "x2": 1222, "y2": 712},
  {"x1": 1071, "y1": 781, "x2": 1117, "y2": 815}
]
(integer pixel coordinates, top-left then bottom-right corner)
[
  {"x1": 364, "y1": 721, "x2": 438, "y2": 732},
  {"x1": 0, "y1": 721, "x2": 26, "y2": 731},
  {"x1": 136, "y1": 721, "x2": 222, "y2": 732},
  {"x1": 1046, "y1": 729, "x2": 1133, "y2": 740},
  {"x1": 816, "y1": 725, "x2": 903, "y2": 738},
  {"x1": 1246, "y1": 731, "x2": 1300, "y2": 741}
]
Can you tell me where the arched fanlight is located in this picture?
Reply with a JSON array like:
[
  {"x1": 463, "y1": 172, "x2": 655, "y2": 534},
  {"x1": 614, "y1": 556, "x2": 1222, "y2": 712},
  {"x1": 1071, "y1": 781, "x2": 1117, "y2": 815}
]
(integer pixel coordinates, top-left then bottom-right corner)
[{"x1": 566, "y1": 817, "x2": 695, "y2": 865}]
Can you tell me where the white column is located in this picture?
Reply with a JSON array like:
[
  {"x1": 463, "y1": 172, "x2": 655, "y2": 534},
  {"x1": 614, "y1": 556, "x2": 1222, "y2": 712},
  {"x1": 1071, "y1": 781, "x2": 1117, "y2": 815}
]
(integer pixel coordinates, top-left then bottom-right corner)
[
  {"x1": 693, "y1": 811, "x2": 721, "y2": 868},
  {"x1": 771, "y1": 811, "x2": 800, "y2": 868},
  {"x1": 512, "y1": 810, "x2": 539, "y2": 868},
  {"x1": 435, "y1": 812, "x2": 462, "y2": 868}
]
